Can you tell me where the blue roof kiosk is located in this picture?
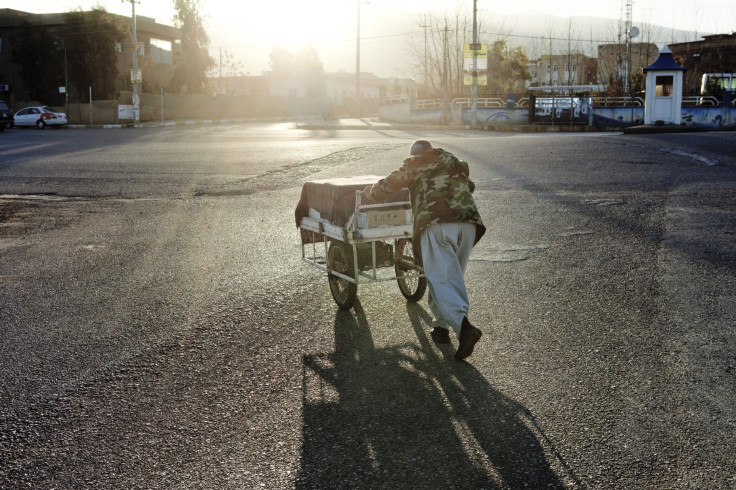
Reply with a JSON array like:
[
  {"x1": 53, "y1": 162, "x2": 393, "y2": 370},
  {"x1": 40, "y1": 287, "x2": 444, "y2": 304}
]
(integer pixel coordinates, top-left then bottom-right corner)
[{"x1": 643, "y1": 45, "x2": 687, "y2": 125}]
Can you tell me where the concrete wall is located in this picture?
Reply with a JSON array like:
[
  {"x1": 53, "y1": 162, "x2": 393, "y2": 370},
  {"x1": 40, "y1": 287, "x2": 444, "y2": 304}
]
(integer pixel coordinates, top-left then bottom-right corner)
[
  {"x1": 122, "y1": 91, "x2": 329, "y2": 123},
  {"x1": 378, "y1": 103, "x2": 411, "y2": 123},
  {"x1": 682, "y1": 105, "x2": 735, "y2": 128},
  {"x1": 13, "y1": 93, "x2": 335, "y2": 125},
  {"x1": 378, "y1": 103, "x2": 447, "y2": 125},
  {"x1": 590, "y1": 107, "x2": 645, "y2": 127}
]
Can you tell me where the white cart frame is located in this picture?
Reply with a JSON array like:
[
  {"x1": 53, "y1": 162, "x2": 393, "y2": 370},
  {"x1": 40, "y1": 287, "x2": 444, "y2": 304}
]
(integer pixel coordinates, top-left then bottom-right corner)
[{"x1": 299, "y1": 190, "x2": 426, "y2": 309}]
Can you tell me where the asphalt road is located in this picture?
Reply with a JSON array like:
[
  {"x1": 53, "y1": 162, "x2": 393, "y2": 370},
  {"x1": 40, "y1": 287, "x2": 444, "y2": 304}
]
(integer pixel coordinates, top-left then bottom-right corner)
[{"x1": 1, "y1": 124, "x2": 735, "y2": 488}]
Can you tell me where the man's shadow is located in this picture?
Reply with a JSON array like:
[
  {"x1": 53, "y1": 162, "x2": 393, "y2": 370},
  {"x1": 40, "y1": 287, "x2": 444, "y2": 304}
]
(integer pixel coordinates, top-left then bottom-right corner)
[{"x1": 298, "y1": 300, "x2": 577, "y2": 488}]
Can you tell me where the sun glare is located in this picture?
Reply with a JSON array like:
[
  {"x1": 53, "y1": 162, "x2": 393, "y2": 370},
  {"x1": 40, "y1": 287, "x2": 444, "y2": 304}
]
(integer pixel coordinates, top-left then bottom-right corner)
[{"x1": 216, "y1": 1, "x2": 355, "y2": 47}]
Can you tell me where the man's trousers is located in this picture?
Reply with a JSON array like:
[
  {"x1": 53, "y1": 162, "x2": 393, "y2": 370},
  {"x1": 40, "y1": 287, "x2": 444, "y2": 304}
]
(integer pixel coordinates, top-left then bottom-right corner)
[{"x1": 419, "y1": 222, "x2": 476, "y2": 338}]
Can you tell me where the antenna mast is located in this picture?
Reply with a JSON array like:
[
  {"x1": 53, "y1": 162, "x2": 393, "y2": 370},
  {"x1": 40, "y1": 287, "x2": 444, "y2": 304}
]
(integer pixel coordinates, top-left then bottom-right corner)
[{"x1": 624, "y1": 0, "x2": 633, "y2": 93}]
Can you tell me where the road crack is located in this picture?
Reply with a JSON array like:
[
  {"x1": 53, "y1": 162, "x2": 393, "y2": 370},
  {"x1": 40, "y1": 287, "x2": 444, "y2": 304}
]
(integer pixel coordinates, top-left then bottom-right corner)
[{"x1": 195, "y1": 144, "x2": 401, "y2": 197}]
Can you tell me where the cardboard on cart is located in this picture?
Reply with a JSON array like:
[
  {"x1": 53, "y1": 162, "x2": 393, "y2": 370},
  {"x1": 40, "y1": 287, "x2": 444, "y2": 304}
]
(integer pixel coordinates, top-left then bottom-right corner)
[{"x1": 357, "y1": 209, "x2": 412, "y2": 228}]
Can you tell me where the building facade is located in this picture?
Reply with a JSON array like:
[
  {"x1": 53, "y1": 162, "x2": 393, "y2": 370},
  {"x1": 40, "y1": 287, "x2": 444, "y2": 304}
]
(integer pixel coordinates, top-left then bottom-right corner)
[
  {"x1": 597, "y1": 42, "x2": 659, "y2": 93},
  {"x1": 670, "y1": 33, "x2": 736, "y2": 94},
  {"x1": 526, "y1": 53, "x2": 597, "y2": 88},
  {"x1": 0, "y1": 8, "x2": 179, "y2": 103}
]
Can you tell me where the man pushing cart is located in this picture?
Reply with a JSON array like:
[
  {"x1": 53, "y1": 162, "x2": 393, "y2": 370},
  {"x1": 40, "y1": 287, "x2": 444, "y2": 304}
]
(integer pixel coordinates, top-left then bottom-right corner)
[{"x1": 295, "y1": 140, "x2": 485, "y2": 361}]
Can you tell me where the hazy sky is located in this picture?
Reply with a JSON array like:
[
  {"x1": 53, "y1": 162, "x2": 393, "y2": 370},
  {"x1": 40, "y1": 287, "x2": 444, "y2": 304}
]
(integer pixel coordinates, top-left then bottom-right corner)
[{"x1": 7, "y1": 0, "x2": 734, "y2": 76}]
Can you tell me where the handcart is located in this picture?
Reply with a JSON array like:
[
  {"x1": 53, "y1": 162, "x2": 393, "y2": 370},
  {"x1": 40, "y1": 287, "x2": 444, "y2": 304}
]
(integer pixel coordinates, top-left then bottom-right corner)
[{"x1": 295, "y1": 176, "x2": 426, "y2": 310}]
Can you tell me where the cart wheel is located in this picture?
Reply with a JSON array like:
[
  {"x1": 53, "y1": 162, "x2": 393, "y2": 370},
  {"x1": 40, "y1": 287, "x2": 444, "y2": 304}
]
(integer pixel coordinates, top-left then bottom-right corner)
[
  {"x1": 328, "y1": 241, "x2": 358, "y2": 310},
  {"x1": 395, "y1": 238, "x2": 427, "y2": 302}
]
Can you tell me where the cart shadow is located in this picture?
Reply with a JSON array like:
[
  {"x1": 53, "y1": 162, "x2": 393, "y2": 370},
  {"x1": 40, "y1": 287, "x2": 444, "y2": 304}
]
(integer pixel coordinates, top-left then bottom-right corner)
[{"x1": 297, "y1": 300, "x2": 577, "y2": 488}]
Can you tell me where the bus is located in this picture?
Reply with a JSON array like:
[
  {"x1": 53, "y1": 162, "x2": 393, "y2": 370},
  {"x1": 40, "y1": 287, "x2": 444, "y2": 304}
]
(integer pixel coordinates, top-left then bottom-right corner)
[{"x1": 701, "y1": 73, "x2": 735, "y2": 95}]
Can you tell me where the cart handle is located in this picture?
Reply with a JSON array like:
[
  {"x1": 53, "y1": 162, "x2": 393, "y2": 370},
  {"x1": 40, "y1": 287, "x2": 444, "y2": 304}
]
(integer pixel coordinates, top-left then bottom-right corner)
[{"x1": 354, "y1": 190, "x2": 410, "y2": 214}]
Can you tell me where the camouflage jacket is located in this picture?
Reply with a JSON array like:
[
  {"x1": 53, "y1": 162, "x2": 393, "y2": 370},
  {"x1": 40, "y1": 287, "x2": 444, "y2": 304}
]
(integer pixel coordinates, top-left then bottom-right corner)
[{"x1": 369, "y1": 148, "x2": 486, "y2": 244}]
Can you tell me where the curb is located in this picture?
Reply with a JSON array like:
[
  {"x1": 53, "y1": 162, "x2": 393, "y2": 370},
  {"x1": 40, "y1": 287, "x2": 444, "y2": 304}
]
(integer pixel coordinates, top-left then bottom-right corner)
[
  {"x1": 623, "y1": 124, "x2": 710, "y2": 135},
  {"x1": 63, "y1": 119, "x2": 721, "y2": 134},
  {"x1": 68, "y1": 116, "x2": 324, "y2": 129}
]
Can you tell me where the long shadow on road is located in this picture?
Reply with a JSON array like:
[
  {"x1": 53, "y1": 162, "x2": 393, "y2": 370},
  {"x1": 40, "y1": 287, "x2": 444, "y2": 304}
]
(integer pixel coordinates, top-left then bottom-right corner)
[{"x1": 298, "y1": 301, "x2": 578, "y2": 488}]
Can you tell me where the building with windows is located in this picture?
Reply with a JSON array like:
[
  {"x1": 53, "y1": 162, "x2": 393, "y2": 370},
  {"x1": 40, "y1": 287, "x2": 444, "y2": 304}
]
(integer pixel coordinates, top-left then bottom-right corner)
[
  {"x1": 0, "y1": 8, "x2": 179, "y2": 102},
  {"x1": 669, "y1": 33, "x2": 736, "y2": 94},
  {"x1": 597, "y1": 42, "x2": 658, "y2": 93},
  {"x1": 526, "y1": 53, "x2": 597, "y2": 88}
]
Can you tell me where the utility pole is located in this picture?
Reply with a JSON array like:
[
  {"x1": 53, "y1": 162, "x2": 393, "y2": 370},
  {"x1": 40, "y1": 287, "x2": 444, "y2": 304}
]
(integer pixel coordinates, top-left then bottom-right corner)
[
  {"x1": 624, "y1": 0, "x2": 633, "y2": 94},
  {"x1": 442, "y1": 23, "x2": 449, "y2": 125},
  {"x1": 471, "y1": 0, "x2": 478, "y2": 127},
  {"x1": 356, "y1": 1, "x2": 368, "y2": 118},
  {"x1": 419, "y1": 18, "x2": 429, "y2": 92},
  {"x1": 125, "y1": 0, "x2": 140, "y2": 125},
  {"x1": 63, "y1": 45, "x2": 69, "y2": 118},
  {"x1": 549, "y1": 37, "x2": 553, "y2": 87}
]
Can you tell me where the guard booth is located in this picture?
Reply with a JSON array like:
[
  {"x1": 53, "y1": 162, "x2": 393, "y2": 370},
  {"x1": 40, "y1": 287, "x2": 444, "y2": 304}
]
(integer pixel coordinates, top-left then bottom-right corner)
[
  {"x1": 643, "y1": 46, "x2": 687, "y2": 125},
  {"x1": 528, "y1": 86, "x2": 595, "y2": 126}
]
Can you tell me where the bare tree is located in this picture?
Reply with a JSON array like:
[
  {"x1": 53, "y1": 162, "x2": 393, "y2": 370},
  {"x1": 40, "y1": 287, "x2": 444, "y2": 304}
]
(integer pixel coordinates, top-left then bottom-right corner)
[{"x1": 405, "y1": 5, "x2": 505, "y2": 98}]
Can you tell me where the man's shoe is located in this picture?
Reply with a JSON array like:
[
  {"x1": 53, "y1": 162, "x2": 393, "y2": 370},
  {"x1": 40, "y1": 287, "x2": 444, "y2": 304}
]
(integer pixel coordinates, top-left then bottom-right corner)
[
  {"x1": 455, "y1": 317, "x2": 482, "y2": 361},
  {"x1": 431, "y1": 327, "x2": 451, "y2": 344}
]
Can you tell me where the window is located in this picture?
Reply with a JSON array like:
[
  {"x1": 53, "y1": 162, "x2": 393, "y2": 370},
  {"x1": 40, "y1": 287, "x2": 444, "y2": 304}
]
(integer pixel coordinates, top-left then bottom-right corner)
[
  {"x1": 655, "y1": 75, "x2": 674, "y2": 96},
  {"x1": 149, "y1": 38, "x2": 173, "y2": 64}
]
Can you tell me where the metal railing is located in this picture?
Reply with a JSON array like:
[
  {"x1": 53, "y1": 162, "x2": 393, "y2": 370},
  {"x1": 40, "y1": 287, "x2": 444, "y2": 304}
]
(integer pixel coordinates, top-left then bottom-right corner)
[
  {"x1": 414, "y1": 99, "x2": 443, "y2": 110},
  {"x1": 415, "y1": 96, "x2": 646, "y2": 109},
  {"x1": 592, "y1": 96, "x2": 644, "y2": 107},
  {"x1": 411, "y1": 94, "x2": 734, "y2": 110},
  {"x1": 682, "y1": 95, "x2": 719, "y2": 106},
  {"x1": 383, "y1": 95, "x2": 409, "y2": 104},
  {"x1": 451, "y1": 97, "x2": 506, "y2": 108},
  {"x1": 413, "y1": 97, "x2": 532, "y2": 109}
]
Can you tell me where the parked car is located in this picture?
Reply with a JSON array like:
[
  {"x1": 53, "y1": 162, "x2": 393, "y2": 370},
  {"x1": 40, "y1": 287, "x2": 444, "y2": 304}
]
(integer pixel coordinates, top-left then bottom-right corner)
[
  {"x1": 13, "y1": 106, "x2": 68, "y2": 129},
  {"x1": 0, "y1": 100, "x2": 12, "y2": 131}
]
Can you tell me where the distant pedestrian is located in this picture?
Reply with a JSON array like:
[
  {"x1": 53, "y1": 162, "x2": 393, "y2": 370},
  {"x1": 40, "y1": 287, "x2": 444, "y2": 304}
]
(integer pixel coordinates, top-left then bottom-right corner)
[{"x1": 363, "y1": 140, "x2": 486, "y2": 360}]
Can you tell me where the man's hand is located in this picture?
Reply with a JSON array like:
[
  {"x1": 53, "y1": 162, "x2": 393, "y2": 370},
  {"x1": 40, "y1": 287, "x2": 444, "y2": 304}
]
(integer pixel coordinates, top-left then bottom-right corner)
[{"x1": 360, "y1": 185, "x2": 373, "y2": 202}]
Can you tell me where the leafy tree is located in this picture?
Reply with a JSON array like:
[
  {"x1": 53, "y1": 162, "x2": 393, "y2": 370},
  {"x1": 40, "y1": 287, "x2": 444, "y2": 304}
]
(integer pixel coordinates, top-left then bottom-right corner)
[
  {"x1": 140, "y1": 54, "x2": 175, "y2": 94},
  {"x1": 11, "y1": 9, "x2": 122, "y2": 103},
  {"x1": 268, "y1": 45, "x2": 325, "y2": 97},
  {"x1": 62, "y1": 8, "x2": 125, "y2": 101},
  {"x1": 10, "y1": 22, "x2": 64, "y2": 103},
  {"x1": 171, "y1": 0, "x2": 214, "y2": 94},
  {"x1": 269, "y1": 46, "x2": 295, "y2": 80},
  {"x1": 482, "y1": 41, "x2": 530, "y2": 95},
  {"x1": 295, "y1": 46, "x2": 325, "y2": 97}
]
